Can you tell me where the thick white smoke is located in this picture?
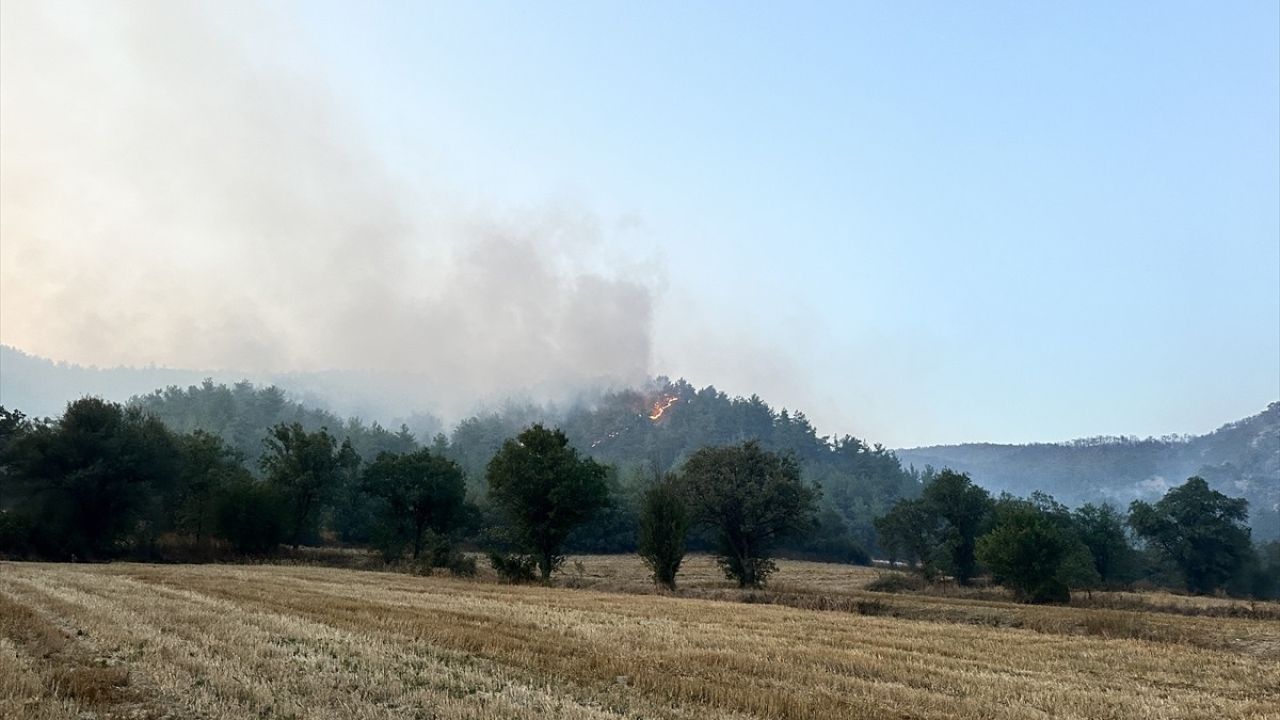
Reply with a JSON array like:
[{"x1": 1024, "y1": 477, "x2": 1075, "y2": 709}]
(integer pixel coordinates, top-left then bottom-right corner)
[{"x1": 0, "y1": 1, "x2": 656, "y2": 420}]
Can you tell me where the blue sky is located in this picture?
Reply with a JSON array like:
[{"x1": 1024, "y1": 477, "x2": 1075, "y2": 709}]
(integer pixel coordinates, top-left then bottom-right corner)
[
  {"x1": 295, "y1": 2, "x2": 1280, "y2": 444},
  {"x1": 2, "y1": 1, "x2": 1277, "y2": 446}
]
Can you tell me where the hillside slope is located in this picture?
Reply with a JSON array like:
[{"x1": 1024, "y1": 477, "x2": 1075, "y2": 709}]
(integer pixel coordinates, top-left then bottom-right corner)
[{"x1": 898, "y1": 402, "x2": 1280, "y2": 540}]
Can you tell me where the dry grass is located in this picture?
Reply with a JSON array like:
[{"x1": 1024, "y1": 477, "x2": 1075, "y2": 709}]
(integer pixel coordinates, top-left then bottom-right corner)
[
  {"x1": 1070, "y1": 589, "x2": 1280, "y2": 620},
  {"x1": 553, "y1": 553, "x2": 886, "y2": 595},
  {"x1": 555, "y1": 554, "x2": 1280, "y2": 650},
  {"x1": 0, "y1": 587, "x2": 154, "y2": 719},
  {"x1": 2, "y1": 559, "x2": 1277, "y2": 719}
]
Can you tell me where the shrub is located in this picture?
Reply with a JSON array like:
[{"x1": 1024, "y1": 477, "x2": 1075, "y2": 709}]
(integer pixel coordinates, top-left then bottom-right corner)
[
  {"x1": 865, "y1": 572, "x2": 926, "y2": 594},
  {"x1": 445, "y1": 552, "x2": 478, "y2": 577},
  {"x1": 420, "y1": 535, "x2": 477, "y2": 577},
  {"x1": 1025, "y1": 577, "x2": 1070, "y2": 604},
  {"x1": 487, "y1": 552, "x2": 537, "y2": 583}
]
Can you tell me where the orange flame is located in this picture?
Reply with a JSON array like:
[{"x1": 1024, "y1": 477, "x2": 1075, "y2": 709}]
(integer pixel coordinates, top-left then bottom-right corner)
[{"x1": 649, "y1": 394, "x2": 679, "y2": 421}]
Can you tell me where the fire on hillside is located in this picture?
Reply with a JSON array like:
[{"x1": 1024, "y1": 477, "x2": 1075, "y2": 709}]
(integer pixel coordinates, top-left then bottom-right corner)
[
  {"x1": 649, "y1": 393, "x2": 680, "y2": 421},
  {"x1": 588, "y1": 392, "x2": 681, "y2": 448}
]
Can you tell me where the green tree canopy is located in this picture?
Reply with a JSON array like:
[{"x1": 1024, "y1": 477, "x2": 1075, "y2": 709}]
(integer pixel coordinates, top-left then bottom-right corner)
[
  {"x1": 260, "y1": 422, "x2": 359, "y2": 548},
  {"x1": 874, "y1": 469, "x2": 994, "y2": 584},
  {"x1": 0, "y1": 406, "x2": 34, "y2": 510},
  {"x1": 173, "y1": 430, "x2": 252, "y2": 545},
  {"x1": 920, "y1": 470, "x2": 993, "y2": 585},
  {"x1": 212, "y1": 477, "x2": 285, "y2": 556},
  {"x1": 682, "y1": 441, "x2": 819, "y2": 587},
  {"x1": 874, "y1": 498, "x2": 939, "y2": 575},
  {"x1": 977, "y1": 494, "x2": 1098, "y2": 603},
  {"x1": 3, "y1": 398, "x2": 179, "y2": 559},
  {"x1": 1129, "y1": 476, "x2": 1252, "y2": 595},
  {"x1": 637, "y1": 476, "x2": 689, "y2": 589},
  {"x1": 486, "y1": 424, "x2": 609, "y2": 580},
  {"x1": 362, "y1": 448, "x2": 467, "y2": 561},
  {"x1": 1072, "y1": 502, "x2": 1138, "y2": 587}
]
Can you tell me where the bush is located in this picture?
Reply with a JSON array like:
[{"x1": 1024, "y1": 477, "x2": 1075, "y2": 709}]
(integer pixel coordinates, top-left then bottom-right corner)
[
  {"x1": 419, "y1": 534, "x2": 476, "y2": 577},
  {"x1": 487, "y1": 551, "x2": 537, "y2": 583},
  {"x1": 1025, "y1": 578, "x2": 1070, "y2": 604},
  {"x1": 444, "y1": 552, "x2": 478, "y2": 577},
  {"x1": 718, "y1": 555, "x2": 778, "y2": 588},
  {"x1": 865, "y1": 572, "x2": 926, "y2": 594}
]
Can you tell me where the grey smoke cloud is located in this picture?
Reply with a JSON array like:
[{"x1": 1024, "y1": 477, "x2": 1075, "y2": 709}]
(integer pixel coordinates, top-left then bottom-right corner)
[{"x1": 0, "y1": 1, "x2": 656, "y2": 419}]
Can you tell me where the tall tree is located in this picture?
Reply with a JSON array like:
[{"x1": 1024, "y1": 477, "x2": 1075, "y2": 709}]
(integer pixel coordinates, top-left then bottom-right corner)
[
  {"x1": 260, "y1": 423, "x2": 359, "y2": 548},
  {"x1": 486, "y1": 424, "x2": 609, "y2": 580},
  {"x1": 978, "y1": 497, "x2": 1077, "y2": 603},
  {"x1": 874, "y1": 498, "x2": 939, "y2": 574},
  {"x1": 173, "y1": 430, "x2": 251, "y2": 545},
  {"x1": 920, "y1": 470, "x2": 993, "y2": 585},
  {"x1": 362, "y1": 448, "x2": 467, "y2": 561},
  {"x1": 1072, "y1": 503, "x2": 1138, "y2": 587},
  {"x1": 637, "y1": 476, "x2": 689, "y2": 589},
  {"x1": 1129, "y1": 476, "x2": 1252, "y2": 595},
  {"x1": 875, "y1": 469, "x2": 993, "y2": 583},
  {"x1": 682, "y1": 441, "x2": 819, "y2": 588}
]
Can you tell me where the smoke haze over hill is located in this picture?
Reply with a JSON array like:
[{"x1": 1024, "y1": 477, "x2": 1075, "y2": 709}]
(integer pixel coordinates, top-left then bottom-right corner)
[
  {"x1": 0, "y1": 1, "x2": 656, "y2": 420},
  {"x1": 2, "y1": 2, "x2": 1276, "y2": 448}
]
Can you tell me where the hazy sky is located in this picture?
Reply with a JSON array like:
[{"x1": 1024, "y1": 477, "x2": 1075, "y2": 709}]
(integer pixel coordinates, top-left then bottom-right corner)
[{"x1": 2, "y1": 1, "x2": 1277, "y2": 447}]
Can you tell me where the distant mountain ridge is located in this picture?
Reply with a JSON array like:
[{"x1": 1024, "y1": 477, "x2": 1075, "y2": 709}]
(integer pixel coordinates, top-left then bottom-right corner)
[
  {"x1": 0, "y1": 345, "x2": 225, "y2": 419},
  {"x1": 897, "y1": 402, "x2": 1280, "y2": 541},
  {"x1": 0, "y1": 345, "x2": 444, "y2": 432}
]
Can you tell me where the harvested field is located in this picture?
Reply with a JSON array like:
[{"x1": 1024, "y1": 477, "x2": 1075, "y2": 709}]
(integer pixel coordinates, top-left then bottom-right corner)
[{"x1": 2, "y1": 560, "x2": 1278, "y2": 720}]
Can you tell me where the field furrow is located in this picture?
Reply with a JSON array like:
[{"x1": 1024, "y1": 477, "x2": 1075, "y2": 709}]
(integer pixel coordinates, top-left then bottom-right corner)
[{"x1": 2, "y1": 561, "x2": 1277, "y2": 720}]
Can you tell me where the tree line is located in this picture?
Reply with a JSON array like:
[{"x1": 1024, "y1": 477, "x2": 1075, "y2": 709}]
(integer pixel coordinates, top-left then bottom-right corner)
[
  {"x1": 2, "y1": 394, "x2": 1276, "y2": 602},
  {"x1": 896, "y1": 401, "x2": 1280, "y2": 544},
  {"x1": 876, "y1": 469, "x2": 1279, "y2": 601},
  {"x1": 126, "y1": 379, "x2": 920, "y2": 561},
  {"x1": 0, "y1": 399, "x2": 820, "y2": 586}
]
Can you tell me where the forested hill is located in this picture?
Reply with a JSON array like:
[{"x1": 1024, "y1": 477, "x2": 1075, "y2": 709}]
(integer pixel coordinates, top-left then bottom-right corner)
[
  {"x1": 0, "y1": 345, "x2": 447, "y2": 433},
  {"x1": 120, "y1": 377, "x2": 922, "y2": 554},
  {"x1": 0, "y1": 345, "x2": 217, "y2": 420},
  {"x1": 6, "y1": 344, "x2": 1274, "y2": 543},
  {"x1": 0, "y1": 346, "x2": 921, "y2": 545},
  {"x1": 897, "y1": 402, "x2": 1280, "y2": 541}
]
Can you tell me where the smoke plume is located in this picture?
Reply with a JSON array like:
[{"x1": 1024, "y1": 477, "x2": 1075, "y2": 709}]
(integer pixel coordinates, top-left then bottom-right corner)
[{"x1": 0, "y1": 1, "x2": 656, "y2": 419}]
